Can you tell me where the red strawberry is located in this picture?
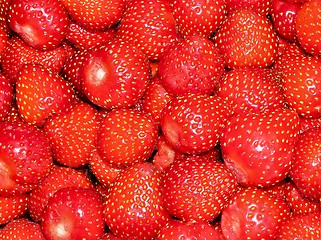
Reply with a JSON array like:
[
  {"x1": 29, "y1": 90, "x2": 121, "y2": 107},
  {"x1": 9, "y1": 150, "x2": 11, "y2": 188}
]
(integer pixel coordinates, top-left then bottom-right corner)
[
  {"x1": 213, "y1": 9, "x2": 278, "y2": 68},
  {"x1": 162, "y1": 155, "x2": 238, "y2": 223},
  {"x1": 41, "y1": 187, "x2": 105, "y2": 240},
  {"x1": 220, "y1": 108, "x2": 300, "y2": 187},
  {"x1": 0, "y1": 121, "x2": 53, "y2": 194},
  {"x1": 61, "y1": 0, "x2": 125, "y2": 30},
  {"x1": 225, "y1": 0, "x2": 272, "y2": 15},
  {"x1": 290, "y1": 127, "x2": 321, "y2": 201},
  {"x1": 215, "y1": 67, "x2": 285, "y2": 114},
  {"x1": 221, "y1": 187, "x2": 291, "y2": 239},
  {"x1": 0, "y1": 22, "x2": 9, "y2": 59},
  {"x1": 169, "y1": 0, "x2": 226, "y2": 38},
  {"x1": 0, "y1": 194, "x2": 28, "y2": 225},
  {"x1": 82, "y1": 39, "x2": 150, "y2": 109},
  {"x1": 160, "y1": 94, "x2": 232, "y2": 155},
  {"x1": 295, "y1": 0, "x2": 321, "y2": 56},
  {"x1": 1, "y1": 36, "x2": 68, "y2": 83},
  {"x1": 8, "y1": 0, "x2": 69, "y2": 50},
  {"x1": 43, "y1": 101, "x2": 100, "y2": 168},
  {"x1": 104, "y1": 162, "x2": 170, "y2": 239},
  {"x1": 97, "y1": 108, "x2": 158, "y2": 168},
  {"x1": 116, "y1": 0, "x2": 178, "y2": 61},
  {"x1": 15, "y1": 63, "x2": 75, "y2": 126},
  {"x1": 0, "y1": 73, "x2": 13, "y2": 121},
  {"x1": 0, "y1": 218, "x2": 46, "y2": 240},
  {"x1": 280, "y1": 54, "x2": 321, "y2": 118},
  {"x1": 28, "y1": 165, "x2": 94, "y2": 222},
  {"x1": 276, "y1": 212, "x2": 321, "y2": 240},
  {"x1": 101, "y1": 232, "x2": 122, "y2": 240},
  {"x1": 299, "y1": 116, "x2": 321, "y2": 133},
  {"x1": 158, "y1": 35, "x2": 225, "y2": 96}
]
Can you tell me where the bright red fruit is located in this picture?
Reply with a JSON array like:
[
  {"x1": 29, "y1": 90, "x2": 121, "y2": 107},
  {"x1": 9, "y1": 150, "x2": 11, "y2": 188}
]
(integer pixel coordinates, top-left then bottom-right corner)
[
  {"x1": 82, "y1": 40, "x2": 150, "y2": 109},
  {"x1": 98, "y1": 108, "x2": 158, "y2": 168},
  {"x1": 158, "y1": 35, "x2": 224, "y2": 96},
  {"x1": 0, "y1": 194, "x2": 28, "y2": 225},
  {"x1": 225, "y1": 0, "x2": 271, "y2": 15},
  {"x1": 162, "y1": 155, "x2": 238, "y2": 222},
  {"x1": 41, "y1": 187, "x2": 105, "y2": 240},
  {"x1": 220, "y1": 108, "x2": 300, "y2": 187},
  {"x1": 0, "y1": 73, "x2": 13, "y2": 121},
  {"x1": 221, "y1": 187, "x2": 291, "y2": 240},
  {"x1": 213, "y1": 9, "x2": 278, "y2": 68},
  {"x1": 104, "y1": 162, "x2": 170, "y2": 239}
]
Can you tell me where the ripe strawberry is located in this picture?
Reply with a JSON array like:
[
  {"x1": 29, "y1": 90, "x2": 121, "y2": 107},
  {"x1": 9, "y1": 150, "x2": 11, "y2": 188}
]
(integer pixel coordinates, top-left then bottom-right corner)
[
  {"x1": 0, "y1": 73, "x2": 13, "y2": 121},
  {"x1": 101, "y1": 232, "x2": 122, "y2": 240},
  {"x1": 215, "y1": 67, "x2": 285, "y2": 115},
  {"x1": 276, "y1": 212, "x2": 321, "y2": 240},
  {"x1": 213, "y1": 9, "x2": 278, "y2": 68},
  {"x1": 221, "y1": 187, "x2": 291, "y2": 240},
  {"x1": 295, "y1": 0, "x2": 321, "y2": 56},
  {"x1": 160, "y1": 94, "x2": 232, "y2": 155},
  {"x1": 299, "y1": 116, "x2": 321, "y2": 133},
  {"x1": 97, "y1": 108, "x2": 158, "y2": 168},
  {"x1": 0, "y1": 218, "x2": 46, "y2": 240},
  {"x1": 1, "y1": 36, "x2": 68, "y2": 83},
  {"x1": 220, "y1": 108, "x2": 300, "y2": 187},
  {"x1": 162, "y1": 155, "x2": 238, "y2": 223},
  {"x1": 225, "y1": 0, "x2": 271, "y2": 15},
  {"x1": 41, "y1": 187, "x2": 105, "y2": 240},
  {"x1": 0, "y1": 121, "x2": 53, "y2": 194},
  {"x1": 116, "y1": 0, "x2": 178, "y2": 60},
  {"x1": 8, "y1": 0, "x2": 69, "y2": 50},
  {"x1": 28, "y1": 165, "x2": 94, "y2": 222},
  {"x1": 280, "y1": 54, "x2": 321, "y2": 118},
  {"x1": 290, "y1": 127, "x2": 321, "y2": 201},
  {"x1": 169, "y1": 0, "x2": 226, "y2": 38},
  {"x1": 15, "y1": 63, "x2": 75, "y2": 126},
  {"x1": 0, "y1": 22, "x2": 9, "y2": 60},
  {"x1": 0, "y1": 194, "x2": 28, "y2": 225},
  {"x1": 158, "y1": 35, "x2": 224, "y2": 96},
  {"x1": 104, "y1": 162, "x2": 170, "y2": 239},
  {"x1": 82, "y1": 39, "x2": 150, "y2": 109}
]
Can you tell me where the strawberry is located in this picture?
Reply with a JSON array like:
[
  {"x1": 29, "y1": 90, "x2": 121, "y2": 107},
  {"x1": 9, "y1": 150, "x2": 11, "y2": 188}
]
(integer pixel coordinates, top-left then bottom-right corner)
[
  {"x1": 0, "y1": 121, "x2": 53, "y2": 194},
  {"x1": 158, "y1": 35, "x2": 225, "y2": 96},
  {"x1": 104, "y1": 162, "x2": 170, "y2": 239},
  {"x1": 101, "y1": 232, "x2": 122, "y2": 240},
  {"x1": 160, "y1": 94, "x2": 232, "y2": 155},
  {"x1": 116, "y1": 0, "x2": 178, "y2": 61},
  {"x1": 82, "y1": 39, "x2": 150, "y2": 109},
  {"x1": 280, "y1": 54, "x2": 321, "y2": 118},
  {"x1": 41, "y1": 187, "x2": 105, "y2": 240},
  {"x1": 295, "y1": 0, "x2": 321, "y2": 56},
  {"x1": 276, "y1": 212, "x2": 321, "y2": 240},
  {"x1": 221, "y1": 187, "x2": 291, "y2": 240},
  {"x1": 43, "y1": 101, "x2": 100, "y2": 168},
  {"x1": 28, "y1": 165, "x2": 94, "y2": 222},
  {"x1": 225, "y1": 0, "x2": 272, "y2": 15},
  {"x1": 8, "y1": 0, "x2": 69, "y2": 51},
  {"x1": 299, "y1": 116, "x2": 321, "y2": 133},
  {"x1": 162, "y1": 155, "x2": 238, "y2": 223},
  {"x1": 0, "y1": 194, "x2": 28, "y2": 225},
  {"x1": 0, "y1": 22, "x2": 9, "y2": 60},
  {"x1": 213, "y1": 9, "x2": 278, "y2": 68},
  {"x1": 97, "y1": 108, "x2": 158, "y2": 168},
  {"x1": 0, "y1": 218, "x2": 46, "y2": 240},
  {"x1": 0, "y1": 73, "x2": 13, "y2": 121},
  {"x1": 220, "y1": 108, "x2": 300, "y2": 187},
  {"x1": 15, "y1": 63, "x2": 75, "y2": 126},
  {"x1": 61, "y1": 0, "x2": 125, "y2": 30},
  {"x1": 169, "y1": 0, "x2": 226, "y2": 38},
  {"x1": 215, "y1": 67, "x2": 285, "y2": 115},
  {"x1": 290, "y1": 127, "x2": 321, "y2": 201}
]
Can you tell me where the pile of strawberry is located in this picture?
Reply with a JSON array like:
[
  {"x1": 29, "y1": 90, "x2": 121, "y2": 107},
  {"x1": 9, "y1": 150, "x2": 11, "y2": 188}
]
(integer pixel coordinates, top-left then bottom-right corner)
[{"x1": 0, "y1": 0, "x2": 321, "y2": 239}]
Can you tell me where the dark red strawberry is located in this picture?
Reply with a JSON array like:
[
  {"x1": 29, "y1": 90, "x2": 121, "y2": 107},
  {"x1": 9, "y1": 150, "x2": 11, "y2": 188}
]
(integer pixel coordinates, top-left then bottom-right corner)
[
  {"x1": 162, "y1": 155, "x2": 238, "y2": 223},
  {"x1": 160, "y1": 94, "x2": 232, "y2": 155},
  {"x1": 213, "y1": 9, "x2": 278, "y2": 68},
  {"x1": 41, "y1": 187, "x2": 105, "y2": 240},
  {"x1": 82, "y1": 39, "x2": 150, "y2": 109},
  {"x1": 8, "y1": 0, "x2": 69, "y2": 50},
  {"x1": 0, "y1": 194, "x2": 28, "y2": 225},
  {"x1": 97, "y1": 108, "x2": 158, "y2": 168},
  {"x1": 116, "y1": 0, "x2": 178, "y2": 61},
  {"x1": 221, "y1": 187, "x2": 291, "y2": 239},
  {"x1": 0, "y1": 73, "x2": 13, "y2": 121},
  {"x1": 104, "y1": 162, "x2": 170, "y2": 239},
  {"x1": 220, "y1": 108, "x2": 300, "y2": 187},
  {"x1": 15, "y1": 63, "x2": 75, "y2": 126},
  {"x1": 169, "y1": 0, "x2": 226, "y2": 38},
  {"x1": 158, "y1": 35, "x2": 225, "y2": 96},
  {"x1": 225, "y1": 0, "x2": 271, "y2": 15}
]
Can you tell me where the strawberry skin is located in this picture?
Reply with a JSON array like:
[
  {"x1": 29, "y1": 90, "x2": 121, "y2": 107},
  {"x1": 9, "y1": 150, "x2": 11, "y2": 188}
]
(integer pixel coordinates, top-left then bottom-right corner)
[
  {"x1": 0, "y1": 73, "x2": 13, "y2": 121},
  {"x1": 0, "y1": 194, "x2": 28, "y2": 225}
]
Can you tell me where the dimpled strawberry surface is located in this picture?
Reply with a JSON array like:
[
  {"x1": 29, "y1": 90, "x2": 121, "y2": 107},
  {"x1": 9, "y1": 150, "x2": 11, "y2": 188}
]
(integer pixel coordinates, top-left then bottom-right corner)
[{"x1": 0, "y1": 0, "x2": 321, "y2": 239}]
